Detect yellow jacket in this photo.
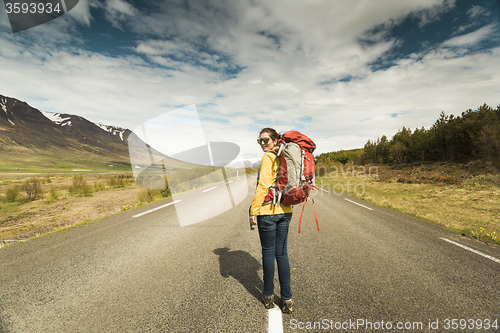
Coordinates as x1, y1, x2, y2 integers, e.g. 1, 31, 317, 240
250, 149, 293, 216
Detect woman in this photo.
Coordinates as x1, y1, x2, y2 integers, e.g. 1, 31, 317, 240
249, 127, 294, 314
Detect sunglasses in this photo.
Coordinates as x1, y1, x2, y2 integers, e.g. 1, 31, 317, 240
257, 138, 270, 144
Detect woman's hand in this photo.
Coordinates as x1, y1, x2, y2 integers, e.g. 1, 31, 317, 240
249, 215, 257, 226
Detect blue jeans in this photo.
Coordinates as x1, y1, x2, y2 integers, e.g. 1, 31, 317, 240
257, 213, 293, 300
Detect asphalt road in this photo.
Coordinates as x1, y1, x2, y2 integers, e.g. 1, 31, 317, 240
1, 175, 499, 332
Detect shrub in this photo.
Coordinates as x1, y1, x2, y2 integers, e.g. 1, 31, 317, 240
46, 187, 61, 203
69, 175, 93, 196
137, 189, 155, 203
137, 188, 171, 203
23, 177, 43, 201
93, 181, 105, 192
463, 174, 500, 188
107, 175, 126, 188
4, 185, 21, 203
160, 188, 171, 198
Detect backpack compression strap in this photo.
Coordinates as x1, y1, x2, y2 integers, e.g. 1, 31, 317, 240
298, 197, 320, 234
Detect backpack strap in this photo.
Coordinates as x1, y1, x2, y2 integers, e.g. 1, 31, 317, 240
275, 190, 282, 208
261, 146, 281, 206
277, 142, 285, 156
298, 199, 306, 234
297, 196, 320, 234
312, 197, 319, 231
267, 146, 280, 155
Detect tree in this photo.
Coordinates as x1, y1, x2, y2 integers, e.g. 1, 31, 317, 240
24, 178, 43, 201
391, 142, 408, 165
391, 127, 412, 146
4, 185, 20, 203
376, 135, 390, 164
481, 121, 500, 167
363, 140, 377, 164
408, 127, 430, 162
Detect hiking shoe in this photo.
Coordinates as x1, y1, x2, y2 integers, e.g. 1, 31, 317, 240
282, 299, 293, 314
262, 294, 275, 309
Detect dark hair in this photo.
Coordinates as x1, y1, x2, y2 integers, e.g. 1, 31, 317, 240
259, 127, 280, 142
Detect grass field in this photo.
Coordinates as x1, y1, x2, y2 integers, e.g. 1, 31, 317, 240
0, 156, 132, 174
316, 162, 500, 245
0, 173, 145, 246
0, 167, 259, 247
0, 141, 132, 174
1, 161, 498, 248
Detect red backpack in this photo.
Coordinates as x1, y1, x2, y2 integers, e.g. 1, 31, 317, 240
263, 131, 319, 233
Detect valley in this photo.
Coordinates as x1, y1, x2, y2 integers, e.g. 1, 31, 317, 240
0, 173, 147, 248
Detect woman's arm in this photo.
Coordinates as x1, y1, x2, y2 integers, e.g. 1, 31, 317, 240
250, 152, 276, 216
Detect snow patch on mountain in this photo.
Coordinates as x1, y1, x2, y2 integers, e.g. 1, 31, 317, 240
41, 111, 72, 126
1, 98, 15, 125
96, 123, 126, 141
1, 99, 7, 114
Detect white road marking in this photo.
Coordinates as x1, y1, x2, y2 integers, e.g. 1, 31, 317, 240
225, 181, 233, 184
344, 198, 373, 210
268, 307, 283, 333
440, 238, 500, 264
203, 186, 217, 193
132, 200, 181, 218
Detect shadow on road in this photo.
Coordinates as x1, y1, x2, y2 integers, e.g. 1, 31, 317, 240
213, 248, 263, 301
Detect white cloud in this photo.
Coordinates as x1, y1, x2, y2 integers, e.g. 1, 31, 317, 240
103, 0, 139, 29
0, 0, 499, 160
135, 39, 229, 70
441, 24, 497, 47
468, 5, 489, 19
66, 0, 92, 27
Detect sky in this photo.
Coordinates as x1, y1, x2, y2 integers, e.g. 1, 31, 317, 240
0, 0, 499, 161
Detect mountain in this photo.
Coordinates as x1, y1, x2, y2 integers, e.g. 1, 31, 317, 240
244, 159, 261, 168
0, 94, 132, 172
